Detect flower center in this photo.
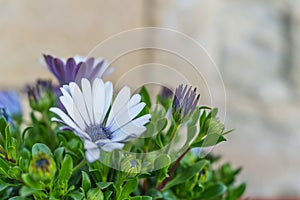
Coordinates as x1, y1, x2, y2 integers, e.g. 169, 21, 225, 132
86, 125, 112, 142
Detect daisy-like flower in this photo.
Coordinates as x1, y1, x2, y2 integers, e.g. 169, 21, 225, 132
43, 54, 113, 85
50, 78, 151, 163
172, 84, 200, 124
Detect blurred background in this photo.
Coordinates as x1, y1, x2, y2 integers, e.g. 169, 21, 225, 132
1, 0, 299, 197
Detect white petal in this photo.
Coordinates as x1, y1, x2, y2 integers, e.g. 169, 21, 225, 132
101, 81, 113, 122
111, 122, 147, 142
110, 102, 146, 132
129, 94, 141, 108
71, 82, 92, 125
81, 79, 94, 124
85, 148, 100, 163
84, 140, 100, 163
59, 96, 86, 131
92, 78, 105, 124
62, 85, 71, 96
131, 114, 151, 127
50, 108, 91, 140
106, 86, 130, 127
101, 142, 124, 152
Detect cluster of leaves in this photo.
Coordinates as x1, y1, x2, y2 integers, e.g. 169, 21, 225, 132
0, 86, 245, 200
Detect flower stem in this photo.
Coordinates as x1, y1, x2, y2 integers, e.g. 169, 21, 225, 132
73, 159, 87, 173
165, 123, 180, 153
157, 147, 191, 191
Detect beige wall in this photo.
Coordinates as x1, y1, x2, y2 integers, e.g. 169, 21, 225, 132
1, 0, 300, 197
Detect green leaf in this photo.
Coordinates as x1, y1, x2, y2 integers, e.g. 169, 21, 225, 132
121, 178, 138, 198
140, 86, 152, 108
9, 197, 30, 200
191, 133, 226, 148
22, 174, 44, 190
8, 166, 22, 178
0, 117, 7, 140
67, 191, 84, 200
0, 156, 11, 177
87, 188, 104, 200
154, 154, 171, 170
54, 147, 65, 169
55, 154, 73, 195
162, 190, 180, 200
32, 143, 52, 157
19, 148, 31, 172
81, 171, 91, 192
96, 182, 114, 190
20, 186, 47, 198
129, 196, 152, 200
227, 183, 246, 200
104, 190, 113, 200
201, 183, 227, 199
163, 160, 209, 191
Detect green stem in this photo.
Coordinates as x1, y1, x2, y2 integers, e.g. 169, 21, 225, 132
73, 159, 87, 173
165, 123, 180, 153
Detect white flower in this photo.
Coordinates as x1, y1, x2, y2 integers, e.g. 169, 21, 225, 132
50, 78, 151, 163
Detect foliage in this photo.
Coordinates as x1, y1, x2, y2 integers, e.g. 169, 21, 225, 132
0, 83, 245, 200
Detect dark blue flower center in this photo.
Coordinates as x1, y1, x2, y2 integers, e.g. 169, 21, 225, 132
86, 125, 112, 142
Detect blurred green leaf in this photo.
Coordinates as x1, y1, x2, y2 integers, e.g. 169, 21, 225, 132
20, 186, 47, 198
227, 183, 246, 200
87, 188, 104, 200
96, 182, 114, 190
191, 133, 226, 148
163, 160, 209, 191
81, 171, 91, 192
121, 178, 138, 198
22, 173, 44, 190
200, 183, 227, 199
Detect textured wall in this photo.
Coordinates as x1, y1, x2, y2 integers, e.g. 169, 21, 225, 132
1, 0, 299, 197
154, 0, 300, 196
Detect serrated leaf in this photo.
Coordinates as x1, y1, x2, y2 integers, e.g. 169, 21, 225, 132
163, 160, 209, 191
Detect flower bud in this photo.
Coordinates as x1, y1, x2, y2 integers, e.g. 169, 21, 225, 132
29, 152, 57, 182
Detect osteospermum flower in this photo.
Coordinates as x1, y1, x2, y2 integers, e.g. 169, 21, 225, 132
26, 79, 57, 111
172, 84, 200, 123
0, 91, 22, 119
43, 54, 113, 85
50, 78, 151, 162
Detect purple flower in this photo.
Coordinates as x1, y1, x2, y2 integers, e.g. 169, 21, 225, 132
26, 79, 57, 111
0, 91, 22, 118
172, 84, 200, 123
43, 54, 113, 85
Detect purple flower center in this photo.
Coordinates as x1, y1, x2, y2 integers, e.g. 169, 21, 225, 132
86, 125, 112, 142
